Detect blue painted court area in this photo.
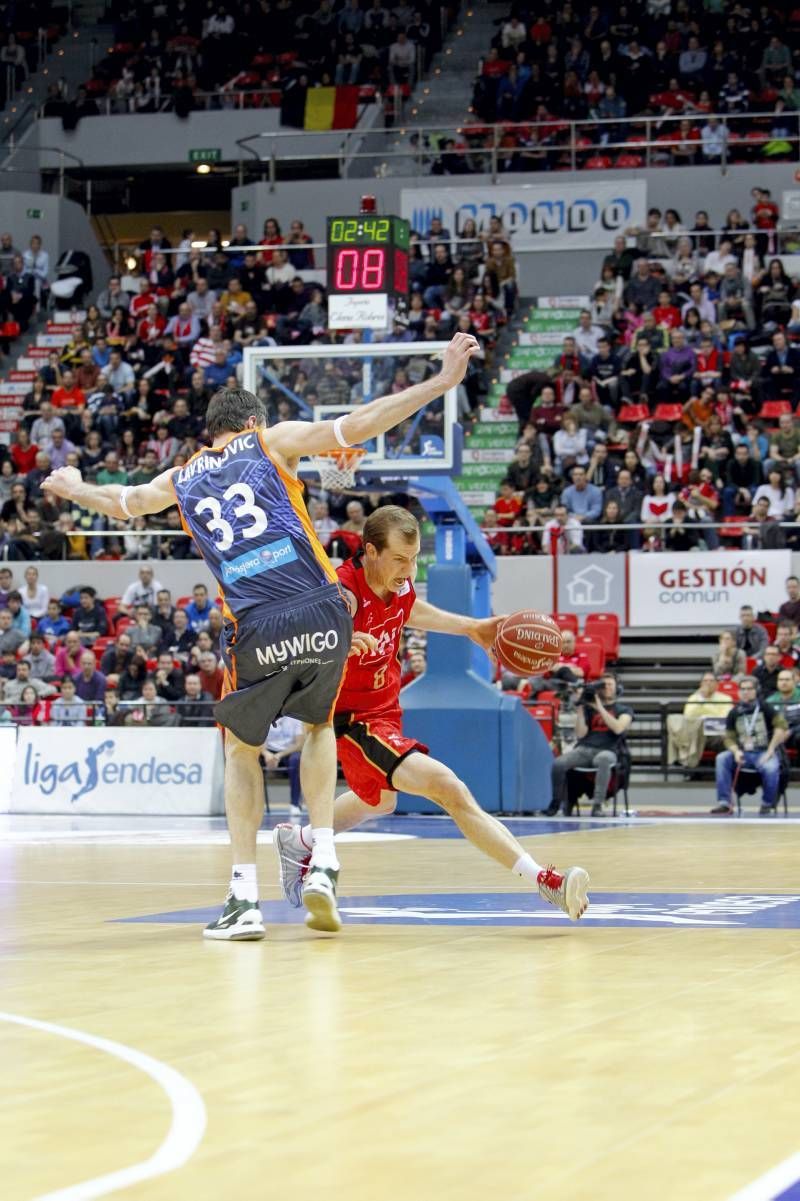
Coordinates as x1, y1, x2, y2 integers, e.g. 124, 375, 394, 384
115, 891, 800, 929
261, 814, 613, 838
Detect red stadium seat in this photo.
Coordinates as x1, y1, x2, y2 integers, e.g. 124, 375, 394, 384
617, 403, 649, 424
758, 401, 792, 419
615, 153, 643, 168
583, 155, 612, 169
115, 617, 134, 635
583, 613, 620, 661
104, 596, 121, 624
760, 621, 777, 642
652, 403, 683, 422
176, 596, 192, 608
717, 679, 739, 702
553, 612, 579, 635
745, 656, 757, 675
575, 636, 605, 679
527, 703, 556, 742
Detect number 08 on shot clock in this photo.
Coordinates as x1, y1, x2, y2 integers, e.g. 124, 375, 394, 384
326, 213, 409, 330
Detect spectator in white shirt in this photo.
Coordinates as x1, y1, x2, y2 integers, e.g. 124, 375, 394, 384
502, 17, 527, 50
21, 566, 49, 618
266, 250, 295, 287
310, 498, 338, 547
543, 504, 584, 554
187, 278, 216, 322
106, 349, 136, 397
389, 31, 416, 85
701, 118, 728, 163
120, 564, 165, 616
753, 470, 795, 518
22, 235, 49, 301
703, 239, 737, 276
572, 310, 604, 358
49, 676, 89, 726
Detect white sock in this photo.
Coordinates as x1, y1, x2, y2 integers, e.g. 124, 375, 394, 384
513, 853, 544, 885
230, 863, 258, 903
310, 826, 339, 871
300, 823, 313, 851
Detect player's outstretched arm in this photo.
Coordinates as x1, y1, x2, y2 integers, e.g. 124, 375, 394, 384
408, 599, 504, 655
41, 465, 177, 520
267, 332, 480, 462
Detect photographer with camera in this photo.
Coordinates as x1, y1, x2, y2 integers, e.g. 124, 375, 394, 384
543, 672, 634, 817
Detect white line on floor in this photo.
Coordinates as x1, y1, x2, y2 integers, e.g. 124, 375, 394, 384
0, 1011, 206, 1201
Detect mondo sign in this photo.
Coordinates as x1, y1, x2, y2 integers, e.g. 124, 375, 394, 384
401, 180, 647, 251
629, 550, 792, 627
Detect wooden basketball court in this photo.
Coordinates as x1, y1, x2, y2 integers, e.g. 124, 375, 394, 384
2, 812, 800, 1201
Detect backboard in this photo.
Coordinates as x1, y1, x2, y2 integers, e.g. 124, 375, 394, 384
242, 341, 459, 476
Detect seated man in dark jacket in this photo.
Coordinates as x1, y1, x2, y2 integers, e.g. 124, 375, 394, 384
762, 331, 800, 404
712, 675, 787, 814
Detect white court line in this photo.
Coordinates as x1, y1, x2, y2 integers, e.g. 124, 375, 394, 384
0, 1011, 206, 1201
0, 830, 416, 846
727, 1153, 800, 1201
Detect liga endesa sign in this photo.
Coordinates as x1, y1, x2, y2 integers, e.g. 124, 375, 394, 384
629, 550, 792, 626
11, 727, 224, 814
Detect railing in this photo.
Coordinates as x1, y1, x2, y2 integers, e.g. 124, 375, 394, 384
1, 697, 218, 726
226, 110, 800, 182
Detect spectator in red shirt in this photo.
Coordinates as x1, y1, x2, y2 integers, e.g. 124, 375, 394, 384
528, 630, 590, 696
198, 649, 224, 700
10, 428, 37, 474
51, 369, 86, 412
129, 278, 155, 321
492, 478, 523, 553
259, 216, 283, 265
652, 289, 682, 331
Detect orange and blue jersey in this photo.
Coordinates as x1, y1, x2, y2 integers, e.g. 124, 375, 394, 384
171, 429, 336, 620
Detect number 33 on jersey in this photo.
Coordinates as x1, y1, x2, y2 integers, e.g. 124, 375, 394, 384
171, 429, 337, 618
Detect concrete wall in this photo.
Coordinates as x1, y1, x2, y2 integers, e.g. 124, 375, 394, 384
0, 192, 108, 293
232, 161, 800, 295
3, 555, 544, 614
2, 559, 216, 602
29, 111, 361, 170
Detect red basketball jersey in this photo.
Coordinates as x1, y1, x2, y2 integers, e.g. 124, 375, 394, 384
336, 555, 416, 716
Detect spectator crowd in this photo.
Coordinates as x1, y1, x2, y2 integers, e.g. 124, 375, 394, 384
484, 195, 800, 555
463, 0, 799, 172
60, 0, 446, 118
0, 212, 514, 562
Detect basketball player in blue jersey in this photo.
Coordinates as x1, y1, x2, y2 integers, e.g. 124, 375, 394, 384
42, 331, 480, 941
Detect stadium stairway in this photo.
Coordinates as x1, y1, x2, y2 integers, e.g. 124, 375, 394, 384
456, 298, 585, 517
363, 2, 503, 176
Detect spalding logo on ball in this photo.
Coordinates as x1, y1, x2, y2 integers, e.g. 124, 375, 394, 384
494, 610, 563, 675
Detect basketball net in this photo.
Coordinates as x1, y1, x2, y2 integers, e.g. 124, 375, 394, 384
311, 447, 367, 491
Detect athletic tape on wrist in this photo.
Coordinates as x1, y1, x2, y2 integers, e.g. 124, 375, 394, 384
333, 415, 352, 449
119, 487, 134, 519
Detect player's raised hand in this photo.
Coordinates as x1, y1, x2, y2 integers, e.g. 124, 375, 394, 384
41, 465, 84, 500
348, 632, 379, 657
440, 332, 481, 387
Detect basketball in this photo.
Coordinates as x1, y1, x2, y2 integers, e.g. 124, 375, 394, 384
495, 610, 563, 675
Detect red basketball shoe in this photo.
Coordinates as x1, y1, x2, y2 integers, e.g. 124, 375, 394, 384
537, 865, 590, 920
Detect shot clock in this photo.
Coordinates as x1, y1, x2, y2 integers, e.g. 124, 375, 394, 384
326, 213, 409, 329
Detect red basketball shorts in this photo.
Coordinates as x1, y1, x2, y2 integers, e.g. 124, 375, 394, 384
334, 708, 429, 806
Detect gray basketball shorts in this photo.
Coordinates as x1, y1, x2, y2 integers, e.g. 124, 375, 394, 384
214, 583, 353, 746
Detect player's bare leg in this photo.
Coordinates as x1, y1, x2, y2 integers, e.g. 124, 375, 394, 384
204, 730, 266, 940
296, 722, 341, 932
393, 754, 588, 919
279, 753, 589, 921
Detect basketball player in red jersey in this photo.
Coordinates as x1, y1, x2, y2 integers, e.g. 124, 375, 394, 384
42, 332, 481, 941
275, 506, 590, 922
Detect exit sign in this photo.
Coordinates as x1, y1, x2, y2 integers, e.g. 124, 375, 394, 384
26, 208, 42, 218
188, 148, 221, 164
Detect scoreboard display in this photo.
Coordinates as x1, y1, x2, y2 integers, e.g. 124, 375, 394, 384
326, 214, 409, 328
